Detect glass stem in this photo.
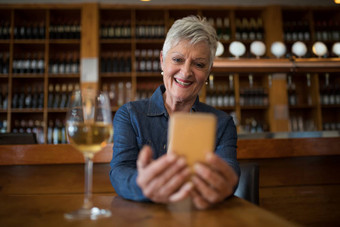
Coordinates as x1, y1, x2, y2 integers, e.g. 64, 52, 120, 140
83, 155, 93, 209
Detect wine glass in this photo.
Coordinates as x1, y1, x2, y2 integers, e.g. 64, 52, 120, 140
65, 88, 113, 220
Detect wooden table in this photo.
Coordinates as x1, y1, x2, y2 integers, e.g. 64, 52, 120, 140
0, 164, 298, 227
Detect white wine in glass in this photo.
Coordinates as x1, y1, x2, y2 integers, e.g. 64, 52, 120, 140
65, 89, 113, 220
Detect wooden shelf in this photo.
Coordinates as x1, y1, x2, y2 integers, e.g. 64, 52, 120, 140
11, 108, 44, 113
213, 58, 340, 72
294, 58, 340, 72
0, 4, 339, 142
100, 72, 132, 78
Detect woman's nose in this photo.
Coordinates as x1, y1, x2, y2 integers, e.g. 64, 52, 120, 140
181, 61, 193, 77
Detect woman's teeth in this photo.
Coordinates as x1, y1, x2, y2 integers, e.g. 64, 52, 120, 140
175, 78, 191, 86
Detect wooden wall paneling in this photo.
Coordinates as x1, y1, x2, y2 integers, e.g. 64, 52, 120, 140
233, 73, 241, 132
311, 73, 322, 130
268, 73, 289, 132
263, 6, 283, 57
240, 156, 340, 226
81, 3, 99, 91
131, 9, 137, 101
44, 9, 49, 141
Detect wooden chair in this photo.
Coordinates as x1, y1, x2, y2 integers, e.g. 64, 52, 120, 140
234, 162, 259, 205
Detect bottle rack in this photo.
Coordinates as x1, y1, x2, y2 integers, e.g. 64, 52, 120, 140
0, 7, 81, 144
0, 4, 339, 143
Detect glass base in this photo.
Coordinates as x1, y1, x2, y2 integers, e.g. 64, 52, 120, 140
64, 207, 111, 220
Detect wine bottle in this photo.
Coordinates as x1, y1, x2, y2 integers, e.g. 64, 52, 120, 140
65, 83, 74, 108
287, 75, 297, 106
58, 53, 66, 74
38, 84, 44, 108
101, 21, 108, 39
59, 84, 68, 108
53, 119, 62, 144
118, 52, 125, 72
114, 20, 122, 39
256, 17, 264, 40
12, 88, 19, 108
139, 49, 146, 72
18, 53, 25, 74
146, 49, 153, 72
124, 20, 131, 39
112, 52, 118, 72
18, 87, 25, 109
53, 84, 61, 108
31, 85, 39, 109
37, 52, 44, 74
235, 18, 242, 40
48, 84, 54, 108
24, 86, 32, 108
47, 120, 53, 144
303, 20, 310, 41
26, 22, 32, 39
223, 17, 231, 41
297, 21, 304, 41
3, 51, 10, 74
249, 18, 256, 41
117, 82, 124, 106
152, 49, 160, 72
229, 74, 235, 106
19, 22, 26, 39
125, 51, 132, 72
30, 52, 38, 74
23, 53, 31, 74
65, 52, 72, 74
134, 49, 140, 72
35, 120, 44, 144
64, 20, 71, 39
73, 52, 80, 73
215, 18, 223, 40
50, 54, 59, 74
71, 20, 78, 39
241, 18, 249, 41
108, 21, 114, 39
109, 83, 116, 107
49, 22, 55, 39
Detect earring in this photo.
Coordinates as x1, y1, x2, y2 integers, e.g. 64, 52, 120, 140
161, 71, 164, 76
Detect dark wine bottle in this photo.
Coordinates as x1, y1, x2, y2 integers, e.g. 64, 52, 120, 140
24, 86, 32, 108
48, 84, 54, 108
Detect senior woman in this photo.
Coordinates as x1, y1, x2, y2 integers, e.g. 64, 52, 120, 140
110, 15, 240, 209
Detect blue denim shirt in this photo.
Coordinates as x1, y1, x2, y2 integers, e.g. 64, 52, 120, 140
110, 85, 240, 201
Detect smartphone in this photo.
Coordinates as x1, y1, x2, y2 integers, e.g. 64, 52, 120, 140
167, 112, 217, 167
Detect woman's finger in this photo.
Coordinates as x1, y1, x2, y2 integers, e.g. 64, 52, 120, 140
169, 181, 194, 202
191, 175, 221, 204
191, 189, 210, 210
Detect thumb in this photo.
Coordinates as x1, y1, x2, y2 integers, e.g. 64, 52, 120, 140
137, 145, 153, 170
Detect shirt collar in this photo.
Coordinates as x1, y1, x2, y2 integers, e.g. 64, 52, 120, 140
147, 85, 200, 116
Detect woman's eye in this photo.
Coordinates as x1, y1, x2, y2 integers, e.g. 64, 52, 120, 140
195, 63, 205, 68
172, 57, 183, 63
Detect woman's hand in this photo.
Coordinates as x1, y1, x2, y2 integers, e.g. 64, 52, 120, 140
136, 145, 193, 203
191, 153, 238, 210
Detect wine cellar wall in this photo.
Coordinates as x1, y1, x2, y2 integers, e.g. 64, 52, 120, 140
0, 4, 339, 143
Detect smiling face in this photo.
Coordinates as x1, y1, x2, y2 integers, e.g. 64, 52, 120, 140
160, 40, 212, 108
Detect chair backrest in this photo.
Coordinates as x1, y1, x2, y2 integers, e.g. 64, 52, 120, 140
234, 162, 259, 205
0, 133, 37, 145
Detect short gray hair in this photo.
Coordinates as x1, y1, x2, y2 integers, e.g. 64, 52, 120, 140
162, 15, 218, 68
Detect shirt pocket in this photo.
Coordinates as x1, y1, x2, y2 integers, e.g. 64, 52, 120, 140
136, 136, 153, 151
